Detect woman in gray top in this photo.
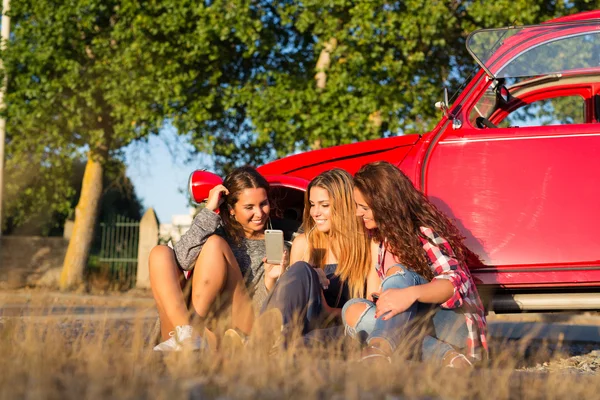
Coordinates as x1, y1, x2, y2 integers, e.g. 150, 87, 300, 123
149, 166, 283, 351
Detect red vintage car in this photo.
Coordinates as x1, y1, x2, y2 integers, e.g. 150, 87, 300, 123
190, 11, 600, 312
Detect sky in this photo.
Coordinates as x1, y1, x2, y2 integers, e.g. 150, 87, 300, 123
123, 127, 213, 224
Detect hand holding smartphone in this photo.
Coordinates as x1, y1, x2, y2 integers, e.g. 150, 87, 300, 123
371, 293, 380, 304
265, 229, 284, 264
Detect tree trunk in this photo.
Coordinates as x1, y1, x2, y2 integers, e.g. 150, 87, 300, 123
314, 38, 337, 90
312, 37, 338, 151
59, 148, 105, 290
314, 37, 382, 136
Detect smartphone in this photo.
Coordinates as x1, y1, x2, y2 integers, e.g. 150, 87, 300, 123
371, 293, 379, 304
265, 229, 284, 264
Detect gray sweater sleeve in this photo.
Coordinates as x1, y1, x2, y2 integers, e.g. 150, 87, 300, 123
172, 208, 222, 271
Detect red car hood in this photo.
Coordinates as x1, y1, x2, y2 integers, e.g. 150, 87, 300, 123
258, 134, 421, 182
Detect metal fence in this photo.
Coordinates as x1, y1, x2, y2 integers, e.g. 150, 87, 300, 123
98, 215, 140, 289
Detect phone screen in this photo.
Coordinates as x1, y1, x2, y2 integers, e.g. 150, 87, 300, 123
265, 229, 284, 264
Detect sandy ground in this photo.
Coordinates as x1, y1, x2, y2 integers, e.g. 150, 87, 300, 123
0, 288, 155, 308
2, 287, 600, 325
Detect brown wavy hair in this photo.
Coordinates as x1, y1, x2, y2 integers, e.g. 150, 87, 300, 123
353, 161, 466, 281
219, 166, 270, 244
302, 169, 371, 298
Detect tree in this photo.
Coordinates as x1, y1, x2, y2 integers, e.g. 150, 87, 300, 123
131, 0, 313, 174
1, 0, 308, 287
179, 0, 600, 170
3, 0, 598, 290
2, 135, 76, 236
238, 1, 600, 160
2, 1, 183, 289
3, 154, 142, 237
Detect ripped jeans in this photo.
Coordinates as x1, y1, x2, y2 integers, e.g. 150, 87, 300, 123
342, 264, 469, 363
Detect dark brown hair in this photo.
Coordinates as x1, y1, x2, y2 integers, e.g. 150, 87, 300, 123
219, 166, 270, 243
353, 161, 466, 280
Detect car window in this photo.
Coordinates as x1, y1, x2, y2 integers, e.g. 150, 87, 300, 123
467, 22, 600, 79
498, 95, 586, 128
469, 85, 497, 126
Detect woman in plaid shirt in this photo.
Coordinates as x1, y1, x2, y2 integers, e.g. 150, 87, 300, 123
342, 161, 488, 367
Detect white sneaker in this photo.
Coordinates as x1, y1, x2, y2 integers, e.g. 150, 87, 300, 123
153, 325, 205, 352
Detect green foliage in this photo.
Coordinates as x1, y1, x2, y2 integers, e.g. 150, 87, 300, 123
0, 0, 183, 233
177, 0, 600, 171
3, 0, 600, 186
3, 140, 76, 235
118, 0, 311, 173
3, 0, 171, 147
3, 155, 143, 236
98, 158, 143, 223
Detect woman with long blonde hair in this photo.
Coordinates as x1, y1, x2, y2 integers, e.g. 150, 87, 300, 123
261, 168, 371, 336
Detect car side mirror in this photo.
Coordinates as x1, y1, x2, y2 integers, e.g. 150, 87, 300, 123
435, 87, 462, 129
444, 87, 449, 107
188, 170, 223, 204
435, 87, 451, 117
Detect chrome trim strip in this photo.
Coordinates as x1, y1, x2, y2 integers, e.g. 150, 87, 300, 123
439, 132, 600, 144
475, 266, 600, 273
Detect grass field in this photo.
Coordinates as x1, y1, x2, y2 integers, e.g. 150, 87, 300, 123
1, 297, 599, 399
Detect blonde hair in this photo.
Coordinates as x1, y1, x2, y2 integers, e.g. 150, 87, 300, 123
301, 169, 371, 298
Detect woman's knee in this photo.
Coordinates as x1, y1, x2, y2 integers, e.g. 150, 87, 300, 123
385, 265, 405, 278
268, 262, 318, 303
149, 245, 176, 271
342, 302, 370, 328
201, 234, 230, 254
381, 265, 419, 291
279, 261, 314, 285
342, 299, 376, 342
195, 235, 234, 270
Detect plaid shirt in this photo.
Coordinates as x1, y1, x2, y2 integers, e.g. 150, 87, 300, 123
419, 227, 488, 361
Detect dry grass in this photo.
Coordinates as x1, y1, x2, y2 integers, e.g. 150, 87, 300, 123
0, 304, 599, 400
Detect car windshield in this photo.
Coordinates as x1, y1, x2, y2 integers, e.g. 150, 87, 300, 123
466, 20, 600, 79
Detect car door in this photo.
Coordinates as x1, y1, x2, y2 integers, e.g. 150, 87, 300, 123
422, 80, 600, 286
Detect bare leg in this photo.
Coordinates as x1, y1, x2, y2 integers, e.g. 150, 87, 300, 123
191, 235, 255, 335
148, 245, 189, 340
